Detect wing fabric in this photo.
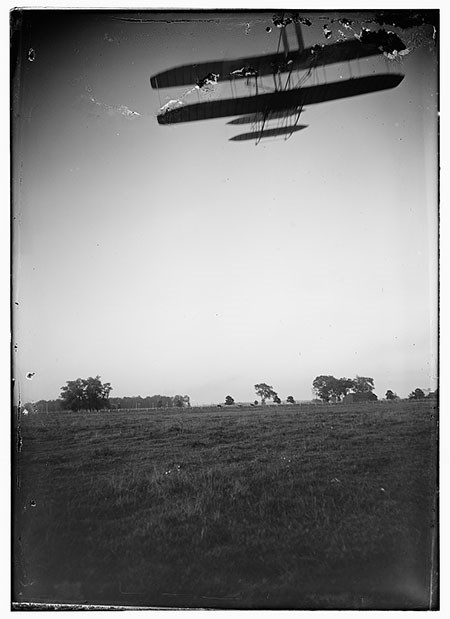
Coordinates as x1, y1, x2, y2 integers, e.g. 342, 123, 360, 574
151, 39, 384, 89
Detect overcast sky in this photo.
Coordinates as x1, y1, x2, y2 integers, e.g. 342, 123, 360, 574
12, 9, 438, 405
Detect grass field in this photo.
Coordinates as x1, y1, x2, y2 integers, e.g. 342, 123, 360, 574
13, 400, 438, 609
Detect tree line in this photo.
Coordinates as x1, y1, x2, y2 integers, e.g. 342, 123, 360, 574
222, 385, 293, 407
222, 377, 375, 406
109, 394, 191, 410
222, 377, 438, 406
22, 375, 437, 414
23, 376, 190, 413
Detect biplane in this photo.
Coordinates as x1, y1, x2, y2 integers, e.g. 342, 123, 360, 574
150, 15, 406, 143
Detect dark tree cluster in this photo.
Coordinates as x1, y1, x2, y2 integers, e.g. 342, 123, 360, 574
408, 388, 425, 400
312, 375, 375, 403
408, 388, 437, 401
60, 376, 112, 412
385, 390, 399, 400
57, 378, 191, 412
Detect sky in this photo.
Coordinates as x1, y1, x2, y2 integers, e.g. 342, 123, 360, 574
12, 8, 438, 405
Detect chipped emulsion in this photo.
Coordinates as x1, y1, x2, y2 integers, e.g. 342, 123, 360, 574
356, 28, 410, 59
159, 99, 185, 113
196, 72, 220, 89
230, 66, 258, 78
323, 25, 332, 40
339, 18, 354, 30
272, 13, 312, 29
159, 72, 221, 114
84, 94, 141, 118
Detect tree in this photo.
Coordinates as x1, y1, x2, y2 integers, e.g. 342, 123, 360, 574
225, 395, 235, 406
286, 395, 295, 404
253, 400, 259, 406
312, 376, 353, 403
85, 376, 112, 411
173, 395, 184, 407
60, 378, 86, 411
385, 390, 399, 400
409, 388, 425, 400
313, 375, 377, 403
312, 375, 333, 402
352, 376, 375, 393
60, 376, 112, 412
254, 383, 278, 405
338, 378, 356, 399
273, 395, 281, 404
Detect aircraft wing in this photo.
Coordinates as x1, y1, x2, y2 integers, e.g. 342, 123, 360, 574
229, 125, 308, 142
228, 110, 305, 125
151, 39, 384, 90
157, 73, 404, 124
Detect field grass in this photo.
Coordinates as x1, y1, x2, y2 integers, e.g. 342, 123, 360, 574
13, 400, 438, 609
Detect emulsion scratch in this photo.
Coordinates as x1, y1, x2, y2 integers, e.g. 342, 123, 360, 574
84, 94, 141, 118
112, 16, 220, 24
17, 426, 23, 452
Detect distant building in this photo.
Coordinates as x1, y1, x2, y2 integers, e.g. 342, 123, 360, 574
343, 392, 378, 404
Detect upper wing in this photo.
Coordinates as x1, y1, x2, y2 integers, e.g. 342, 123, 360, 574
150, 39, 384, 90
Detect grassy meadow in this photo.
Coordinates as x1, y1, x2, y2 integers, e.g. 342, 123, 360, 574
13, 400, 438, 609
